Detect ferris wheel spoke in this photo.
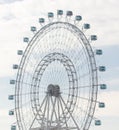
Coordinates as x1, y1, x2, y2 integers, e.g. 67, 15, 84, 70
61, 87, 76, 90
15, 101, 31, 109
26, 46, 44, 65
75, 47, 84, 60
31, 51, 41, 62
61, 84, 92, 91
69, 41, 85, 64
16, 92, 34, 96
78, 72, 90, 79
76, 94, 98, 103
22, 58, 35, 69
17, 81, 46, 90
77, 96, 90, 101
18, 81, 32, 86
62, 92, 94, 102
78, 85, 91, 88
76, 58, 89, 70
75, 103, 97, 121
17, 71, 33, 79
75, 104, 89, 115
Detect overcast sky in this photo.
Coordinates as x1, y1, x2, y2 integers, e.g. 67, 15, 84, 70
0, 0, 119, 130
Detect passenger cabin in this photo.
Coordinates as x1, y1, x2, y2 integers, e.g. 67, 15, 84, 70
66, 11, 73, 16
75, 15, 82, 21
99, 102, 105, 108
99, 66, 106, 72
10, 80, 15, 84
11, 125, 16, 130
95, 120, 101, 126
17, 50, 23, 55
8, 95, 14, 100
84, 24, 90, 29
100, 84, 107, 89
57, 10, 63, 15
39, 18, 45, 23
9, 110, 14, 115
96, 49, 102, 55
31, 26, 37, 32
23, 37, 29, 43
91, 35, 97, 41
48, 12, 54, 18
13, 64, 18, 69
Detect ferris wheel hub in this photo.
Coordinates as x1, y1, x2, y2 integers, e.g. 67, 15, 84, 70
47, 84, 60, 97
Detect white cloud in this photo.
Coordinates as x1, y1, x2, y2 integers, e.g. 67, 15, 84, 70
0, 0, 23, 4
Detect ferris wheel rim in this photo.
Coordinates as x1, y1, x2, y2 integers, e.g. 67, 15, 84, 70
15, 21, 98, 130
30, 52, 78, 126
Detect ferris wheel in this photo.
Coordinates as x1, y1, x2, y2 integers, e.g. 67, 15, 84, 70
9, 10, 107, 130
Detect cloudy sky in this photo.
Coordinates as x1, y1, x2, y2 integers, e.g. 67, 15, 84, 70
0, 0, 119, 129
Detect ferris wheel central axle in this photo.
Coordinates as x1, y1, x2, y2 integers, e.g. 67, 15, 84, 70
47, 84, 61, 97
